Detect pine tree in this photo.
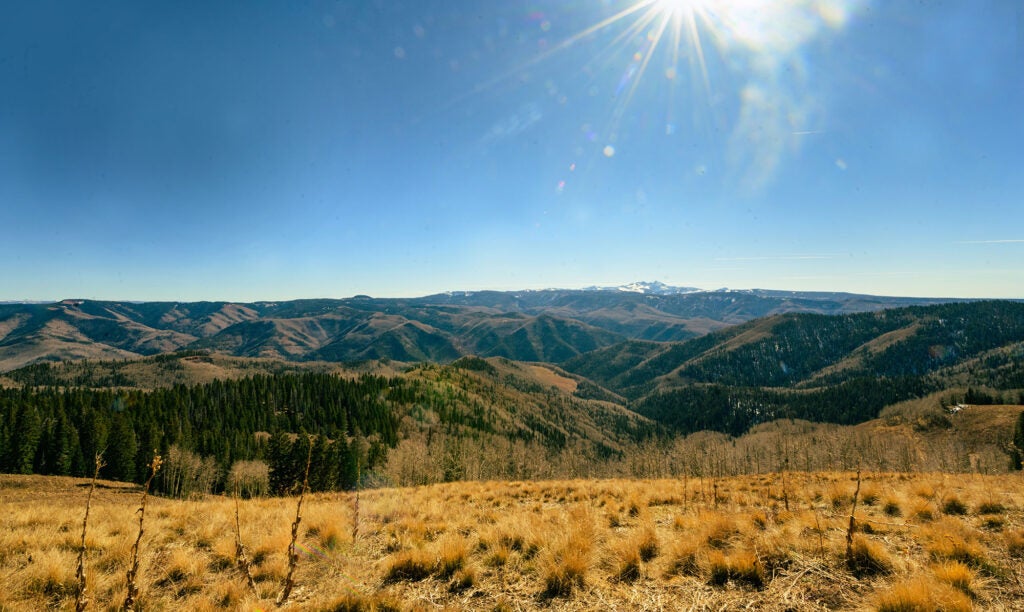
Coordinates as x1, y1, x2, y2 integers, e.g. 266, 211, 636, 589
267, 431, 294, 495
78, 408, 109, 475
285, 433, 312, 494
48, 412, 77, 475
134, 421, 161, 484
337, 436, 360, 491
308, 434, 336, 492
103, 413, 137, 482
9, 404, 42, 474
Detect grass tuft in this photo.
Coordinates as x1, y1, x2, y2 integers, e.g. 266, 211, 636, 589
875, 577, 972, 612
976, 500, 1005, 515
941, 496, 968, 516
926, 522, 988, 568
932, 560, 976, 597
860, 485, 880, 506
321, 592, 398, 612
1006, 529, 1024, 558
610, 539, 642, 583
847, 534, 894, 576
542, 546, 589, 597
909, 500, 934, 522
448, 566, 476, 593
703, 515, 738, 549
882, 497, 903, 517
726, 550, 765, 588
707, 550, 765, 589
663, 539, 701, 577
435, 535, 468, 579
636, 524, 659, 562
382, 549, 434, 583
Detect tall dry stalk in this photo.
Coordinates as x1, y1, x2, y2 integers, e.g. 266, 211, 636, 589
75, 453, 104, 612
782, 472, 790, 511
351, 457, 361, 541
276, 437, 313, 606
233, 491, 258, 598
681, 470, 689, 511
813, 510, 824, 556
781, 441, 791, 511
123, 454, 162, 612
845, 468, 862, 568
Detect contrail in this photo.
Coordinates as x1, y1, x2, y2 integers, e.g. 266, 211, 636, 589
954, 239, 1024, 244
714, 255, 833, 261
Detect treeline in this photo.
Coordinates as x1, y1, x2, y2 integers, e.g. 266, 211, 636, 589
670, 312, 915, 388
0, 373, 426, 492
631, 376, 937, 437
656, 302, 1024, 389
8, 359, 138, 388
564, 300, 1024, 399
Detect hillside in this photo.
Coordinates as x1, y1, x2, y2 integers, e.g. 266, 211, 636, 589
561, 301, 1024, 436
4, 299, 1024, 498
0, 288, 959, 372
4, 470, 1024, 610
4, 300, 1023, 456
0, 354, 657, 490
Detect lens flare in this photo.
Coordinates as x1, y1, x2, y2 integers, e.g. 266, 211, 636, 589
463, 0, 862, 186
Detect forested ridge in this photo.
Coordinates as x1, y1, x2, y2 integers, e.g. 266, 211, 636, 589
3, 301, 1023, 492
0, 373, 409, 492
621, 301, 1024, 435
0, 359, 658, 493
0, 289, 957, 372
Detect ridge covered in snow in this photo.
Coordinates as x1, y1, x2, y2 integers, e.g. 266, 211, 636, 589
581, 281, 704, 295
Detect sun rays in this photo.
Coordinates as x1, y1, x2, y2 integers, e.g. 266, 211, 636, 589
469, 0, 864, 188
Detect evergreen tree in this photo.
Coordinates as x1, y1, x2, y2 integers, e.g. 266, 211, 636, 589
134, 421, 162, 484
8, 405, 42, 474
285, 432, 312, 494
266, 430, 294, 495
47, 412, 76, 475
102, 412, 137, 482
337, 436, 360, 491
78, 407, 109, 476
308, 435, 336, 492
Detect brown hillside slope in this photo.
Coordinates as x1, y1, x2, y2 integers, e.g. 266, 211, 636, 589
2, 471, 1023, 610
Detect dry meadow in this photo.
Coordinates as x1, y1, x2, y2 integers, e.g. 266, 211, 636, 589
2, 471, 1023, 611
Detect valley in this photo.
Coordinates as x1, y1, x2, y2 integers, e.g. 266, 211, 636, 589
2, 292, 1023, 610
0, 287, 960, 372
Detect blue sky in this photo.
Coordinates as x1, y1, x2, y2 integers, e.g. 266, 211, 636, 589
2, 0, 1021, 300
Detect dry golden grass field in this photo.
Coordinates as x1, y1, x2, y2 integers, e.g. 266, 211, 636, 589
2, 471, 1024, 611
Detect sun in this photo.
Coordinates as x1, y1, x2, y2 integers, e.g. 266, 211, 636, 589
576, 0, 717, 143
462, 0, 859, 185
654, 0, 702, 18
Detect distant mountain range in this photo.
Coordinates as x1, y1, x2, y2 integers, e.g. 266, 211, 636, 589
0, 284, 971, 372
4, 295, 1022, 445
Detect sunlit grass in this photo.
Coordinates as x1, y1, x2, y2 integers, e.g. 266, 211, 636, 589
1, 471, 1022, 610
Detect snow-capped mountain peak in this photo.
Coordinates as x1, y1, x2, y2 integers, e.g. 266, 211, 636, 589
583, 281, 703, 295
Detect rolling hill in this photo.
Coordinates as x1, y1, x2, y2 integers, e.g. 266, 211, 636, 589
558, 301, 1024, 436
0, 287, 961, 372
